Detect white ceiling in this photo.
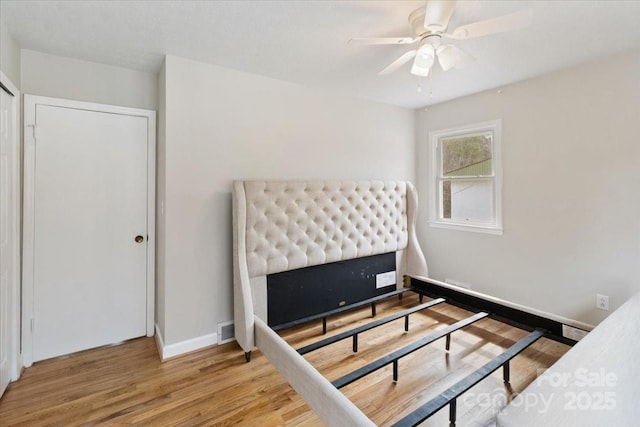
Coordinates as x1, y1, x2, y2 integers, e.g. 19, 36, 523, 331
2, 0, 640, 108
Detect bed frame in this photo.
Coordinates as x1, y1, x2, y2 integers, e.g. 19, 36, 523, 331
232, 180, 589, 425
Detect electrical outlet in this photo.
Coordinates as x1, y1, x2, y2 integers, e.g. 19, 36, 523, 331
596, 294, 609, 311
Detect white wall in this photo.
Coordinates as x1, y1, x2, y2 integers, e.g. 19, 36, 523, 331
13, 42, 636, 348
417, 49, 640, 326
159, 55, 416, 345
0, 20, 20, 88
20, 50, 157, 110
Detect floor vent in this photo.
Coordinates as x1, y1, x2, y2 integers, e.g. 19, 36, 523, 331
217, 321, 235, 344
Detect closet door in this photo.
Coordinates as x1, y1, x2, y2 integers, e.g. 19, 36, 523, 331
24, 96, 155, 363
0, 83, 16, 396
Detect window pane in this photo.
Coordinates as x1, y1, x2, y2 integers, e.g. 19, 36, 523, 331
442, 180, 451, 219
442, 133, 492, 177
441, 179, 494, 223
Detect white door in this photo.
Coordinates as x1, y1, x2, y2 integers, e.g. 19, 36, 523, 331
26, 97, 154, 362
0, 85, 16, 396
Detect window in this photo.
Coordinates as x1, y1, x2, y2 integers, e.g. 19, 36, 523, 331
429, 120, 502, 234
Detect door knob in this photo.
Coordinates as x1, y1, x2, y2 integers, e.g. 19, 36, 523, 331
135, 235, 144, 243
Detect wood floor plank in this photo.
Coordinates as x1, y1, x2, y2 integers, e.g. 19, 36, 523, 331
0, 295, 569, 426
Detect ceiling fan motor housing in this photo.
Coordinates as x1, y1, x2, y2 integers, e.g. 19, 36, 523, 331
409, 8, 430, 36
409, 6, 450, 36
422, 34, 442, 49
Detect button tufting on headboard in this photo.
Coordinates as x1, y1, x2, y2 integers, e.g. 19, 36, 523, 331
244, 181, 408, 278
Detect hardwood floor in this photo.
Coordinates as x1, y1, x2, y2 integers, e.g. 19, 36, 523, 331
0, 294, 570, 426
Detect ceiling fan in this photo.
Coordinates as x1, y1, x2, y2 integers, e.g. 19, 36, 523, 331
350, 0, 532, 77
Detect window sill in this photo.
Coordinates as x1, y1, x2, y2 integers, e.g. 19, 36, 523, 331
429, 221, 503, 235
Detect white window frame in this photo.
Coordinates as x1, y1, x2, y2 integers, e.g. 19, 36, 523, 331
429, 119, 503, 235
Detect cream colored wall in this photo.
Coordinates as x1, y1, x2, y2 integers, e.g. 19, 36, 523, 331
20, 50, 157, 110
160, 55, 416, 345
0, 20, 20, 87
416, 49, 640, 326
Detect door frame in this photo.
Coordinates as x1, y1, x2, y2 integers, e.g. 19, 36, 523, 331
22, 95, 156, 367
0, 71, 21, 383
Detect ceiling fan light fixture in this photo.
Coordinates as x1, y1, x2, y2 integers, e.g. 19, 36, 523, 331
436, 44, 475, 71
411, 63, 432, 77
411, 44, 434, 77
436, 45, 455, 71
416, 42, 435, 59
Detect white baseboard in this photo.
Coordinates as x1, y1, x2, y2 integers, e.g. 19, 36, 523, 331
154, 324, 218, 361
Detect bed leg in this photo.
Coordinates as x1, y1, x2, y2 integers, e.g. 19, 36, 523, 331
244, 351, 252, 363
353, 334, 358, 352
393, 360, 399, 382
449, 398, 457, 425
503, 361, 510, 383
445, 333, 451, 351
322, 317, 327, 335
404, 315, 409, 332
371, 302, 377, 317
419, 294, 424, 303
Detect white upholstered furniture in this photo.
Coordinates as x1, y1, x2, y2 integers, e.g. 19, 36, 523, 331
497, 292, 640, 426
232, 180, 428, 425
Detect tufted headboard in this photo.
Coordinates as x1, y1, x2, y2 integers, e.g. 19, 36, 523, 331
232, 180, 428, 353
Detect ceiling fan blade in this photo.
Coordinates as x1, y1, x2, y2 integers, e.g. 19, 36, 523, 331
410, 44, 435, 77
446, 9, 532, 40
436, 45, 474, 71
349, 37, 419, 45
424, 0, 457, 32
378, 50, 418, 75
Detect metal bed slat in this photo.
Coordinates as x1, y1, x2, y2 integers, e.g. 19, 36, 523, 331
297, 298, 446, 355
391, 328, 545, 427
332, 311, 489, 389
271, 288, 410, 332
